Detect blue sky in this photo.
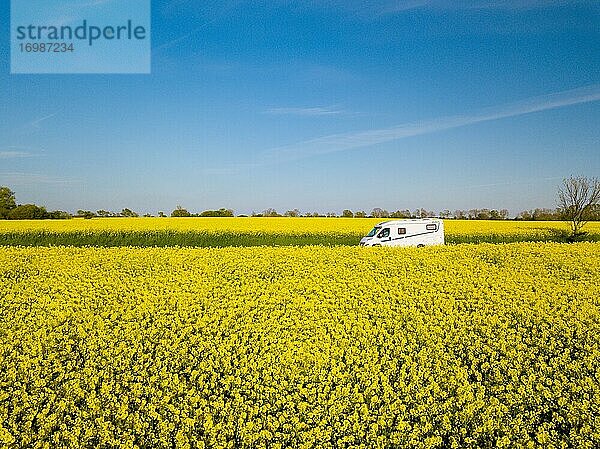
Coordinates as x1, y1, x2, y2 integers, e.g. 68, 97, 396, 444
1, 0, 599, 215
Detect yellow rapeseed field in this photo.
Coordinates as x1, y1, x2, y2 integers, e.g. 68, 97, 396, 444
0, 217, 595, 236
1, 243, 599, 448
2, 218, 598, 247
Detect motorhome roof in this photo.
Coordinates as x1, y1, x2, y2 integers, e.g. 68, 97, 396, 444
376, 219, 441, 226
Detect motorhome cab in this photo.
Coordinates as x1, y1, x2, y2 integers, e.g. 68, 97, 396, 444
360, 219, 444, 247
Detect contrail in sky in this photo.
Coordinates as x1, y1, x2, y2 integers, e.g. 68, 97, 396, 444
261, 84, 600, 163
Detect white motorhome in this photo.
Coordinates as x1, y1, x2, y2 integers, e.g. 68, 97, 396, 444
360, 219, 444, 247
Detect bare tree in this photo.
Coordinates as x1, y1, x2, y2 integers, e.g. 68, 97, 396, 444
558, 176, 600, 236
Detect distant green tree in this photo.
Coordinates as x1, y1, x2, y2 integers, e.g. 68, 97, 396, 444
476, 209, 491, 220
342, 210, 354, 218
390, 210, 411, 219
77, 210, 96, 219
47, 210, 71, 219
171, 206, 191, 217
158, 211, 167, 217
120, 208, 139, 218
354, 211, 367, 218
0, 186, 17, 219
589, 204, 600, 221
532, 208, 561, 221
516, 210, 533, 221
96, 210, 114, 217
199, 208, 234, 217
8, 204, 48, 220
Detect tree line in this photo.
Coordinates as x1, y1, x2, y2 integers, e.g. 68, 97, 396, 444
0, 187, 71, 220
65, 207, 235, 219
0, 188, 238, 220
1, 177, 599, 226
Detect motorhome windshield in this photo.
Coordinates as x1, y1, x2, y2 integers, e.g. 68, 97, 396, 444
366, 227, 381, 237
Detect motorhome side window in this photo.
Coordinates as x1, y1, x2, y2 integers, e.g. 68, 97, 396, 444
378, 228, 390, 238
426, 224, 437, 231
398, 228, 406, 235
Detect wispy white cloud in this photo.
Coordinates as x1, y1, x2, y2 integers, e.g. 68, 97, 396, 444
454, 176, 564, 190
155, 0, 243, 52
155, 0, 581, 52
158, 0, 595, 24
201, 166, 257, 175
199, 84, 600, 176
82, 0, 117, 6
0, 173, 79, 186
343, 0, 593, 16
265, 106, 348, 116
380, 0, 431, 14
153, 29, 201, 52
161, 0, 241, 16
20, 113, 57, 131
65, 0, 117, 10
435, 0, 590, 11
0, 151, 34, 159
260, 84, 600, 162
288, 0, 597, 19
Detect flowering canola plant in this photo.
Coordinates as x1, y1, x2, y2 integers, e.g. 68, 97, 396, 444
0, 243, 599, 448
1, 217, 597, 236
2, 218, 598, 247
